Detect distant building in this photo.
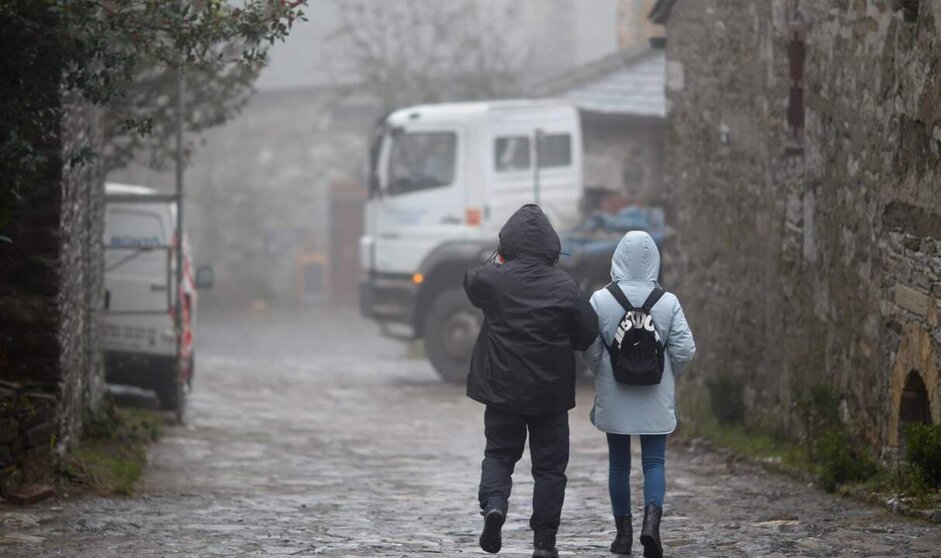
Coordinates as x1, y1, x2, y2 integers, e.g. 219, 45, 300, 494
538, 46, 666, 205
111, 88, 379, 305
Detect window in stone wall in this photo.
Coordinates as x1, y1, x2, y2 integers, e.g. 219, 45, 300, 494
786, 5, 806, 155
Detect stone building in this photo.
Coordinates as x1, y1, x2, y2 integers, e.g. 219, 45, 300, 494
0, 94, 105, 489
533, 1, 670, 205
539, 46, 666, 204
658, 0, 940, 460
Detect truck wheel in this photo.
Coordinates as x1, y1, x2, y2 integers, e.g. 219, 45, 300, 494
423, 288, 481, 383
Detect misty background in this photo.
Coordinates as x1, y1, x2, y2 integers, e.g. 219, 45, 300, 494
108, 0, 664, 306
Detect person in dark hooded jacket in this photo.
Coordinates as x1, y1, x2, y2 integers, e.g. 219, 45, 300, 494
464, 204, 598, 558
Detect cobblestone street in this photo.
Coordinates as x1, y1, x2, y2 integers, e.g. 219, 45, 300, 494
2, 307, 940, 557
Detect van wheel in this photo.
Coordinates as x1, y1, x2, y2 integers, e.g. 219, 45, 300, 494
155, 367, 186, 422
423, 288, 481, 383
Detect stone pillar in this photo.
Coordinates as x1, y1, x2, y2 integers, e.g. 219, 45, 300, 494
0, 91, 105, 490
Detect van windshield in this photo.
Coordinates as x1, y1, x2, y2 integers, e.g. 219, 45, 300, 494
387, 131, 457, 196
105, 208, 168, 274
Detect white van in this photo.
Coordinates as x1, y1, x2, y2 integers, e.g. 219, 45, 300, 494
103, 183, 211, 413
359, 100, 584, 381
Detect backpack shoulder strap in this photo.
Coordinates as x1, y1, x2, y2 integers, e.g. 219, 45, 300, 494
605, 283, 635, 312
641, 286, 665, 314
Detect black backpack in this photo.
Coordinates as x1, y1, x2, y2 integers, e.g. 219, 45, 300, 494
604, 283, 666, 386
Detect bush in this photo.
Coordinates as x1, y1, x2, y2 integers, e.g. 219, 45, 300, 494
816, 429, 878, 492
706, 374, 745, 425
906, 423, 941, 488
794, 381, 840, 445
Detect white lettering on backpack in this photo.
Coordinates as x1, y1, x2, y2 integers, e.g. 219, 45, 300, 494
614, 311, 661, 347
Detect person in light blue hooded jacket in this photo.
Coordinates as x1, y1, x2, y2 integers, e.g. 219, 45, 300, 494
582, 231, 695, 558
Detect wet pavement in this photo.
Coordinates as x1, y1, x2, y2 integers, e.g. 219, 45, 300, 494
2, 306, 940, 557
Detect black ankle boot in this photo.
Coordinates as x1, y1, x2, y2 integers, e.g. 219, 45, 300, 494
610, 515, 632, 555
640, 502, 663, 558
479, 508, 505, 554
532, 530, 559, 558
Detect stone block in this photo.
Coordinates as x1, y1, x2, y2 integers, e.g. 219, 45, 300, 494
20, 446, 53, 483
22, 392, 56, 412
0, 419, 17, 444
5, 484, 55, 506
19, 407, 53, 432
0, 386, 17, 402
23, 423, 55, 449
894, 284, 931, 317
0, 380, 22, 392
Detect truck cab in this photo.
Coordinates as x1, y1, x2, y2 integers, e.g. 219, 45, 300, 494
359, 100, 584, 381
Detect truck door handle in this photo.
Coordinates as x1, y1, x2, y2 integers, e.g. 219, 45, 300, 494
381, 233, 400, 239
441, 215, 461, 224
151, 284, 167, 292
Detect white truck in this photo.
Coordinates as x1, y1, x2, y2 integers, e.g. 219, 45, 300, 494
359, 100, 591, 381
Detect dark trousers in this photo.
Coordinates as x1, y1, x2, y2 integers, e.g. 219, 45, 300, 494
478, 406, 570, 537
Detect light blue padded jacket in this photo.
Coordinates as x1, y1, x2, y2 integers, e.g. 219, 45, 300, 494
582, 231, 696, 435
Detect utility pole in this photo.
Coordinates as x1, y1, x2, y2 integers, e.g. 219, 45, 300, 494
533, 128, 544, 206
174, 52, 185, 414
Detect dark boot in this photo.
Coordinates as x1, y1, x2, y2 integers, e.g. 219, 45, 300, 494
640, 502, 663, 558
532, 530, 559, 558
479, 508, 506, 554
610, 515, 632, 555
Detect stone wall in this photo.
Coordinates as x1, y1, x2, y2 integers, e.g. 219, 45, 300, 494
664, 0, 941, 460
0, 92, 104, 488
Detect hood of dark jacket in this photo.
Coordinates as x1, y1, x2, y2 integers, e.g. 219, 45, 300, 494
611, 230, 660, 282
498, 204, 561, 264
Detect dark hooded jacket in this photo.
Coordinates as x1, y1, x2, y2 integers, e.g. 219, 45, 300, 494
464, 204, 599, 415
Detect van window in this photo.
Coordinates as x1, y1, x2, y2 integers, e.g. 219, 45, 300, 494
494, 136, 531, 172
388, 131, 457, 196
537, 133, 572, 168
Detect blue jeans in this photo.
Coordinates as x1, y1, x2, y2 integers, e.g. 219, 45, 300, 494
606, 433, 667, 517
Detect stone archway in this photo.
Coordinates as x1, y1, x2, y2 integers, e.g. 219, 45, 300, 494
887, 323, 940, 459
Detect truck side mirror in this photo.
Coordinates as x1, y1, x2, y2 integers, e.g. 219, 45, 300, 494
195, 265, 214, 290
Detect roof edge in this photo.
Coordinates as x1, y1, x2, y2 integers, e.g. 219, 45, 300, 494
532, 45, 661, 97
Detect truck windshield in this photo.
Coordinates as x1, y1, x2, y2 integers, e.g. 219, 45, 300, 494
388, 131, 457, 196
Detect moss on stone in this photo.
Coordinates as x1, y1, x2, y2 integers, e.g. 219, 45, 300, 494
57, 405, 161, 496
906, 423, 941, 488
